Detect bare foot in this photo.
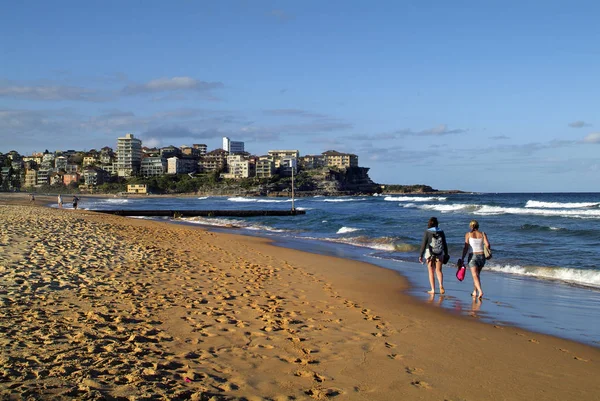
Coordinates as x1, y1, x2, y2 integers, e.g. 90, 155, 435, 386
440, 287, 445, 294
427, 290, 435, 294
471, 290, 477, 297
478, 293, 484, 299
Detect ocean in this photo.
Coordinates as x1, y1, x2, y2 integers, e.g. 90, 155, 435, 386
76, 192, 600, 347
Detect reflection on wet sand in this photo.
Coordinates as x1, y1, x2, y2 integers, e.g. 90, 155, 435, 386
469, 298, 483, 318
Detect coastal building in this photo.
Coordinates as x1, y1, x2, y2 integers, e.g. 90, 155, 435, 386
193, 144, 207, 155
23, 169, 37, 188
83, 167, 108, 186
63, 172, 80, 186
160, 145, 181, 159
199, 149, 228, 172
300, 155, 326, 170
55, 156, 68, 171
322, 150, 358, 168
100, 147, 115, 164
127, 184, 148, 194
255, 157, 275, 178
268, 150, 300, 159
222, 137, 245, 154
180, 146, 202, 158
167, 157, 197, 174
221, 155, 254, 179
83, 155, 98, 167
279, 157, 298, 177
36, 168, 51, 186
49, 172, 64, 186
140, 156, 167, 176
115, 133, 142, 177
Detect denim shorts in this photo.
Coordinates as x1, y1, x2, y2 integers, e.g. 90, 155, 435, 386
468, 253, 486, 268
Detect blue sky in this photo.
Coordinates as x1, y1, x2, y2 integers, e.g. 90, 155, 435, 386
1, 0, 599, 192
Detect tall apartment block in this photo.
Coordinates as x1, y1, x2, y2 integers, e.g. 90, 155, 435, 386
222, 136, 245, 154
116, 133, 142, 177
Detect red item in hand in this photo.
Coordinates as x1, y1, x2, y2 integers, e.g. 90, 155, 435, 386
456, 266, 466, 281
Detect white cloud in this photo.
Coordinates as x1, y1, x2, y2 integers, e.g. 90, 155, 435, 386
583, 132, 600, 143
0, 84, 109, 102
122, 77, 224, 95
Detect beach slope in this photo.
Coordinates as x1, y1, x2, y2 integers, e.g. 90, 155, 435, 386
1, 199, 599, 400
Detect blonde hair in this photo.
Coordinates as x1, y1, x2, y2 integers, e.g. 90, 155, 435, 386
469, 220, 479, 230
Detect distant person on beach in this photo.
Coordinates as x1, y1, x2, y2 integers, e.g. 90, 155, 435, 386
460, 219, 491, 299
29, 193, 35, 202
72, 195, 79, 210
419, 217, 449, 294
57, 194, 63, 208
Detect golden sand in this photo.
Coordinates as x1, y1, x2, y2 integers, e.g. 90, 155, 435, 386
1, 195, 599, 400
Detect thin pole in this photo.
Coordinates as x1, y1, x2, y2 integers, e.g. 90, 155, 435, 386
291, 164, 295, 211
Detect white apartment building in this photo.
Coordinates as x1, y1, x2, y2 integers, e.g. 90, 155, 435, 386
222, 137, 245, 154
116, 133, 142, 177
279, 156, 298, 177
255, 157, 275, 178
140, 156, 167, 176
167, 157, 197, 174
221, 155, 254, 179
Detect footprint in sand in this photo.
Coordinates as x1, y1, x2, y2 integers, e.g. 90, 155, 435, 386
411, 380, 431, 389
529, 339, 539, 344
405, 367, 424, 375
574, 356, 589, 362
385, 342, 396, 348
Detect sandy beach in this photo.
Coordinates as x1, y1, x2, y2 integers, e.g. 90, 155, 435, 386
1, 194, 600, 400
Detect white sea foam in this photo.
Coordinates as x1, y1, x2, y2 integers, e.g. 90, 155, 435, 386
525, 200, 599, 209
197, 196, 208, 200
418, 203, 479, 212
305, 236, 397, 251
181, 216, 287, 232
323, 198, 367, 202
475, 205, 600, 219
413, 202, 600, 219
486, 264, 600, 289
384, 196, 447, 202
337, 226, 362, 234
227, 197, 257, 202
257, 199, 293, 203
105, 198, 129, 204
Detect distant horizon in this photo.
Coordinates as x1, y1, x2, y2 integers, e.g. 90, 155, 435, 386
1, 1, 599, 192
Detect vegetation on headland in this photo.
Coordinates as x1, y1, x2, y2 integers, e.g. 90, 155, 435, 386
1, 156, 460, 196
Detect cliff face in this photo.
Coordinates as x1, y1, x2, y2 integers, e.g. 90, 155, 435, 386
264, 167, 380, 197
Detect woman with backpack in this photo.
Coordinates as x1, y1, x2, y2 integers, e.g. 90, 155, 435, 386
418, 217, 449, 294
460, 219, 491, 299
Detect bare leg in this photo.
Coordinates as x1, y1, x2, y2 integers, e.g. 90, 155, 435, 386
427, 259, 435, 293
471, 266, 483, 298
435, 259, 444, 294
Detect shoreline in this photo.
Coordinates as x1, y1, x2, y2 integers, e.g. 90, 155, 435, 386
2, 194, 600, 399
8, 192, 600, 346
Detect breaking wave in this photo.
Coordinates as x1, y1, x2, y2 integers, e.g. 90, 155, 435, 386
487, 264, 600, 289
323, 198, 367, 202
337, 226, 362, 234
384, 196, 447, 202
525, 200, 600, 209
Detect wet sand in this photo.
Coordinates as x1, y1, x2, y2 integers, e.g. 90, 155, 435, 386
1, 194, 600, 400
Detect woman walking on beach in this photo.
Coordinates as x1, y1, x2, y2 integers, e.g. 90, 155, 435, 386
419, 217, 449, 294
460, 219, 491, 299
57, 194, 63, 208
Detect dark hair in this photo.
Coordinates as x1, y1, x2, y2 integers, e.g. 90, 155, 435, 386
427, 217, 438, 228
